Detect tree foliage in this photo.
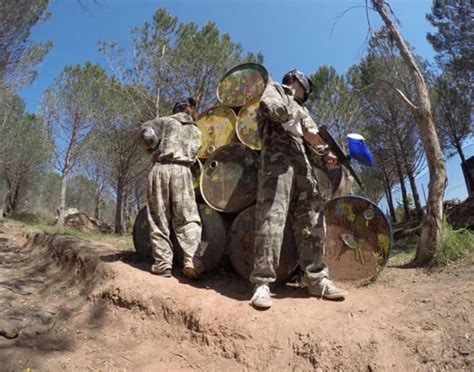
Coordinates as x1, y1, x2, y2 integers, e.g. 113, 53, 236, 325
1, 112, 52, 214
100, 8, 263, 115
42, 62, 109, 226
427, 0, 473, 86
0, 0, 52, 89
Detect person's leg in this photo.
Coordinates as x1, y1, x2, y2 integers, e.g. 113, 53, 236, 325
291, 193, 346, 300
147, 164, 173, 276
291, 193, 328, 283
170, 164, 202, 278
250, 148, 294, 308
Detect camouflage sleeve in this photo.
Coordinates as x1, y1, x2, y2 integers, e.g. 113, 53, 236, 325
301, 109, 319, 134
259, 81, 290, 123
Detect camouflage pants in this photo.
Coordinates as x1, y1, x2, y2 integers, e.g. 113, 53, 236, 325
147, 163, 202, 273
250, 141, 329, 285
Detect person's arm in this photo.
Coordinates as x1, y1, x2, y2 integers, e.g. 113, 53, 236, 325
259, 82, 290, 123
301, 111, 326, 146
138, 119, 161, 153
301, 113, 340, 170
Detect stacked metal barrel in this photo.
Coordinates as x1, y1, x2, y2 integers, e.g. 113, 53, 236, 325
133, 63, 393, 283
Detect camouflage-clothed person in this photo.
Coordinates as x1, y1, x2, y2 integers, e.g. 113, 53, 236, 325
250, 80, 329, 286
139, 112, 202, 274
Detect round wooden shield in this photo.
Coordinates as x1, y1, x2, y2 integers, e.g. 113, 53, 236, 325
132, 204, 227, 271
196, 105, 237, 159
226, 205, 299, 282
217, 63, 269, 108
323, 195, 392, 281
200, 143, 258, 213
236, 98, 263, 150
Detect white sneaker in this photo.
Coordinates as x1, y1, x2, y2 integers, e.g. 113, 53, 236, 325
250, 284, 272, 309
308, 278, 347, 300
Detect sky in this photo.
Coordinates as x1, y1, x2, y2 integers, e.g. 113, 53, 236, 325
20, 0, 437, 113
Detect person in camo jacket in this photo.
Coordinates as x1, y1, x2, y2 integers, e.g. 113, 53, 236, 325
138, 97, 202, 279
250, 69, 347, 309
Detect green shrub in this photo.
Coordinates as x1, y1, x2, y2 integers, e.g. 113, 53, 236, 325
433, 223, 474, 266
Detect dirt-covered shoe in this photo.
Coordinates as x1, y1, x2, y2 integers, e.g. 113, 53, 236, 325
250, 284, 272, 309
151, 265, 172, 278
308, 278, 347, 300
183, 265, 200, 279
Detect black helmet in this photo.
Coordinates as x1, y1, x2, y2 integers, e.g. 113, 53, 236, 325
282, 69, 313, 103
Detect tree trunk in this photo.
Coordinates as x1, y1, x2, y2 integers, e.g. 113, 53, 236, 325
155, 44, 167, 117
94, 185, 100, 220
3, 191, 13, 216
398, 140, 423, 219
382, 168, 397, 222
372, 0, 448, 266
405, 165, 423, 219
114, 177, 124, 234
57, 174, 68, 227
394, 154, 410, 221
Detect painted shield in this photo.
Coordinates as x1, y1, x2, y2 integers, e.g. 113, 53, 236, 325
132, 204, 227, 271
236, 98, 263, 150
226, 205, 299, 282
200, 143, 258, 213
217, 63, 269, 108
196, 105, 237, 159
323, 195, 392, 281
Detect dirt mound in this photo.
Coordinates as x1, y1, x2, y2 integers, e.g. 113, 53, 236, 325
65, 212, 112, 233
448, 196, 474, 230
0, 220, 472, 371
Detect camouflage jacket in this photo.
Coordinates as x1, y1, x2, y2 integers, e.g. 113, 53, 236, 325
139, 112, 201, 164
257, 80, 326, 170
258, 79, 319, 139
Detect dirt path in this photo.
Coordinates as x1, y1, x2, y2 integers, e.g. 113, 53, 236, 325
0, 219, 472, 371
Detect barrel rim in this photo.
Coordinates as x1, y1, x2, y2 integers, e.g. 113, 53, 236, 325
216, 62, 269, 108
196, 104, 238, 123
199, 142, 258, 213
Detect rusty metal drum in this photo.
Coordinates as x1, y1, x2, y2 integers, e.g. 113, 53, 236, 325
132, 206, 153, 262
196, 105, 237, 159
200, 143, 258, 213
132, 203, 227, 271
236, 98, 263, 150
217, 63, 269, 108
323, 195, 392, 282
226, 205, 299, 282
191, 158, 204, 202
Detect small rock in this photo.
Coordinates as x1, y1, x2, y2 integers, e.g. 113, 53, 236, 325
0, 325, 19, 339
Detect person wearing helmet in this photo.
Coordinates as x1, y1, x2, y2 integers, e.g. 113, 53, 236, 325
138, 97, 203, 279
249, 69, 346, 309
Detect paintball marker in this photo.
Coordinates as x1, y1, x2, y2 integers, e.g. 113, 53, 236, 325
317, 125, 366, 192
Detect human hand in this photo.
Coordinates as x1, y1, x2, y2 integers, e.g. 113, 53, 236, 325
324, 152, 339, 170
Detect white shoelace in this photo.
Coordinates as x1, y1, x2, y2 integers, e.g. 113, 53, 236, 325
319, 278, 335, 298
251, 285, 270, 303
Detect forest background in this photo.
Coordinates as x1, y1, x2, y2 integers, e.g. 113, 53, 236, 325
0, 0, 472, 239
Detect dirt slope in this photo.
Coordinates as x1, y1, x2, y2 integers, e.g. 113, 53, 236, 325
0, 219, 472, 371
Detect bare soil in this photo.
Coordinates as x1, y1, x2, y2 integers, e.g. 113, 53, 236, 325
0, 219, 472, 371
